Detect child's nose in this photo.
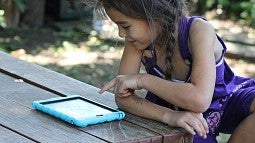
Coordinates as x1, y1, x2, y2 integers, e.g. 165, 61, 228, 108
118, 29, 127, 38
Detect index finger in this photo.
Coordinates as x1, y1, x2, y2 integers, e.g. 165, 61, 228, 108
99, 79, 116, 94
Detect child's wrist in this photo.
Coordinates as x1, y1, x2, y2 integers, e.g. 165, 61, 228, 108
137, 73, 150, 89
162, 110, 174, 126
137, 73, 146, 89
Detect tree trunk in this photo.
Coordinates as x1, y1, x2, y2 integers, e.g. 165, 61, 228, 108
1, 0, 20, 28
22, 0, 45, 28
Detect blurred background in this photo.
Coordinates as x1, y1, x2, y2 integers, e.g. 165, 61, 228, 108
0, 0, 254, 142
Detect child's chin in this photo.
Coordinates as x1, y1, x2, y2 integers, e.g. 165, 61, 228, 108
134, 43, 149, 50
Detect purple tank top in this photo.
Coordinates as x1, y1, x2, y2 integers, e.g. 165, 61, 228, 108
142, 16, 254, 110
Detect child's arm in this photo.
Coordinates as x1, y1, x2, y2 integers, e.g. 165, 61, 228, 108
115, 92, 209, 138
100, 40, 208, 138
110, 41, 143, 97
143, 19, 217, 112
100, 20, 218, 113
118, 41, 142, 74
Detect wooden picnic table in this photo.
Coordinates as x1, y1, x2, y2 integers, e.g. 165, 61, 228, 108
0, 51, 193, 143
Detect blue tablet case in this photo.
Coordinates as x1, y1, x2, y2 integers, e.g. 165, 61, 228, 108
32, 95, 125, 127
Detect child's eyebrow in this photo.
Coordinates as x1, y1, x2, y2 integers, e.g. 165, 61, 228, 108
115, 21, 129, 24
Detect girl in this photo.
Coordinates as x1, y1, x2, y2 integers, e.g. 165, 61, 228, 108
96, 0, 255, 142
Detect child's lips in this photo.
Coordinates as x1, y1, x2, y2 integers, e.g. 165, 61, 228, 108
126, 39, 139, 47
128, 40, 136, 44
126, 38, 135, 42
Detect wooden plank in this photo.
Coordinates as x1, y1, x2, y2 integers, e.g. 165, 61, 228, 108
0, 73, 105, 143
0, 125, 35, 143
125, 114, 193, 143
0, 97, 106, 143
0, 98, 162, 143
0, 72, 162, 143
0, 51, 192, 142
0, 51, 116, 108
79, 121, 162, 143
0, 69, 60, 104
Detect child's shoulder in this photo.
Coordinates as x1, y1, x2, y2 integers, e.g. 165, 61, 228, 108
187, 16, 211, 27
187, 16, 215, 35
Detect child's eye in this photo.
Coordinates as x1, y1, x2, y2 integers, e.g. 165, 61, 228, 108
122, 26, 130, 29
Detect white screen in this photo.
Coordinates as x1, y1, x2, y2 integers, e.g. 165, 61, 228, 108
44, 99, 113, 120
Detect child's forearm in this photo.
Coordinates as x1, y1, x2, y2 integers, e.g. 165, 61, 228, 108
138, 74, 212, 113
115, 94, 209, 138
115, 93, 173, 124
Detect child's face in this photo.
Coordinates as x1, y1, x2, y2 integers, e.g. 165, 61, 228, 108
106, 8, 159, 50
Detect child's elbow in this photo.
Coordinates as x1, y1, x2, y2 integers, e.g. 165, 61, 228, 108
115, 95, 129, 110
115, 96, 124, 109
193, 96, 212, 113
194, 102, 210, 113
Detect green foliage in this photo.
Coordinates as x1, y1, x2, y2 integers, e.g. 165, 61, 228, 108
194, 0, 255, 27
0, 0, 26, 28
0, 10, 5, 27
13, 0, 26, 13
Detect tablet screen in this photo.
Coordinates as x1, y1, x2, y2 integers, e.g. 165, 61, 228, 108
43, 98, 113, 120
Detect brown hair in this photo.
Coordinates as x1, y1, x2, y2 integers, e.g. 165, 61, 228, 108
96, 0, 188, 79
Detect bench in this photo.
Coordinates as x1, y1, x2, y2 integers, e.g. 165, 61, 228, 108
0, 51, 192, 143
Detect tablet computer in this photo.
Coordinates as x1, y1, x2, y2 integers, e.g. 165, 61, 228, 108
32, 95, 125, 127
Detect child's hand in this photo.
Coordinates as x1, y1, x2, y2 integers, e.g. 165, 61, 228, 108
165, 111, 209, 139
99, 74, 143, 97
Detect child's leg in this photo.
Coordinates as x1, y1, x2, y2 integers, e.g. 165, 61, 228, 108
218, 86, 255, 143
228, 98, 255, 143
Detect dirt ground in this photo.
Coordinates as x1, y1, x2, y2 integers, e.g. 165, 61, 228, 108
0, 19, 255, 88
0, 19, 254, 143
7, 40, 255, 89
225, 58, 255, 79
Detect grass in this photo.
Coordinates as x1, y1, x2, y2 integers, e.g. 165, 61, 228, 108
0, 21, 124, 88
1, 19, 254, 143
